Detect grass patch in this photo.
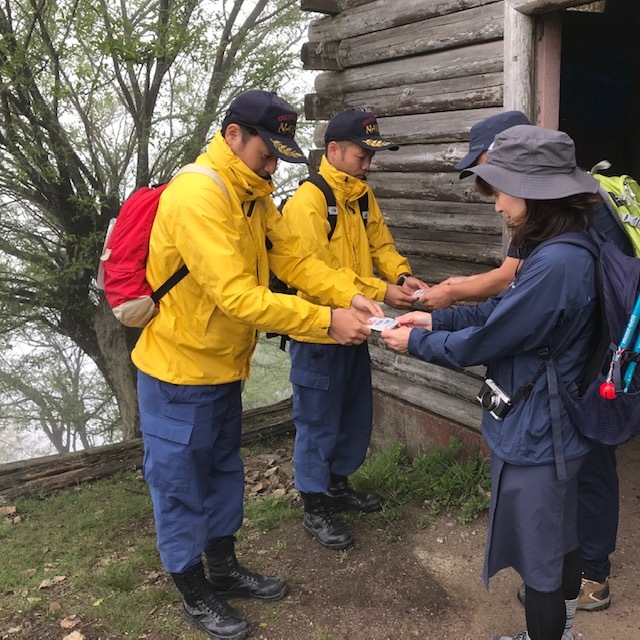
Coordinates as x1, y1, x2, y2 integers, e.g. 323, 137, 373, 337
243, 494, 300, 533
352, 437, 490, 524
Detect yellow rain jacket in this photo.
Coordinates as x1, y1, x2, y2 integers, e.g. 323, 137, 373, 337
282, 155, 411, 343
132, 133, 362, 385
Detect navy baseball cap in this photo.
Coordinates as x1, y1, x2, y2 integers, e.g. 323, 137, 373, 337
325, 109, 399, 151
455, 111, 531, 170
226, 90, 307, 163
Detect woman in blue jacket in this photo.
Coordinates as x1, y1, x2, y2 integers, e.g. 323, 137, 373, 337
382, 125, 602, 640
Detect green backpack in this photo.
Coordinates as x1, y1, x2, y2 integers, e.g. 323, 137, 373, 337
591, 160, 640, 257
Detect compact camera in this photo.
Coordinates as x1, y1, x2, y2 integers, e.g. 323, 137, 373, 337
476, 378, 513, 421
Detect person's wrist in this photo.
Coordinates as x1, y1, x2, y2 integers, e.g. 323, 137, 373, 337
396, 273, 411, 286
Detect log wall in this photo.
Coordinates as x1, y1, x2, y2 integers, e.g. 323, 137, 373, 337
302, 0, 508, 434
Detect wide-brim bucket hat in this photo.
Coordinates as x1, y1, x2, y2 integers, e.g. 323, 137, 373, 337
462, 125, 600, 199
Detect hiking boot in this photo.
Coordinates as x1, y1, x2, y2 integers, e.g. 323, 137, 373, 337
517, 577, 610, 612
205, 536, 288, 601
578, 577, 610, 611
301, 491, 354, 549
324, 474, 383, 513
171, 563, 249, 640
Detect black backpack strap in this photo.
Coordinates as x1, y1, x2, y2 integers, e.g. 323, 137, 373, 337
357, 191, 369, 230
151, 264, 189, 303
305, 173, 338, 240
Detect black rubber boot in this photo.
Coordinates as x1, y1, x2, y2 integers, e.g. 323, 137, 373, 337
324, 474, 383, 513
301, 491, 354, 550
171, 563, 249, 640
205, 536, 288, 601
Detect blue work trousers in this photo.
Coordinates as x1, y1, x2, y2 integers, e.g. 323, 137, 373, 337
137, 372, 244, 574
289, 340, 372, 493
577, 441, 618, 582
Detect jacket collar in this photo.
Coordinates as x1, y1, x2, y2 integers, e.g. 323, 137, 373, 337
205, 132, 275, 202
318, 155, 368, 202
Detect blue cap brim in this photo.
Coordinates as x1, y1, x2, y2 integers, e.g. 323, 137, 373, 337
257, 129, 308, 164
455, 149, 483, 171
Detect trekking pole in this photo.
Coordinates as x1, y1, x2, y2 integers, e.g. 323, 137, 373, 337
600, 292, 640, 399
622, 326, 640, 393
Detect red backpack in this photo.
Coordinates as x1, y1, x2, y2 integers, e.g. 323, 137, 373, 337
97, 164, 226, 328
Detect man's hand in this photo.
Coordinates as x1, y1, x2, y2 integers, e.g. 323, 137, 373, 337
328, 308, 372, 345
381, 326, 412, 353
402, 276, 429, 291
415, 284, 455, 310
384, 284, 417, 309
396, 311, 433, 330
350, 293, 383, 319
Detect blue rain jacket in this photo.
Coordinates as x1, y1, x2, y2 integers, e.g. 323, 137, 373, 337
408, 239, 597, 465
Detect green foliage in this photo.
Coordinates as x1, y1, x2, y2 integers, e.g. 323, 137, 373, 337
352, 438, 491, 524
243, 494, 299, 533
242, 335, 292, 410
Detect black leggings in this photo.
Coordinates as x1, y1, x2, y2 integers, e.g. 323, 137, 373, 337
525, 548, 581, 640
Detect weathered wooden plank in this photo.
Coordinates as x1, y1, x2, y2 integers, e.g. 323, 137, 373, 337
313, 108, 502, 147
305, 4, 504, 70
406, 254, 499, 281
372, 369, 483, 430
380, 200, 499, 233
395, 236, 502, 264
366, 171, 482, 202
308, 0, 502, 43
504, 1, 535, 117
305, 72, 503, 120
313, 40, 504, 93
371, 143, 470, 173
507, 0, 592, 13
302, 40, 342, 70
301, 0, 341, 15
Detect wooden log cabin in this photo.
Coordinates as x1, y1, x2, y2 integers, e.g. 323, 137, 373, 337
300, 0, 640, 454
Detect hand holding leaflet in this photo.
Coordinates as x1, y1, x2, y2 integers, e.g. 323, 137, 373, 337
367, 316, 399, 331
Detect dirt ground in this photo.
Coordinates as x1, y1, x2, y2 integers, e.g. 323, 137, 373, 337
5, 436, 639, 640
235, 437, 640, 640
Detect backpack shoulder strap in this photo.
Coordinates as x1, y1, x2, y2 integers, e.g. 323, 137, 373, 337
305, 173, 340, 240
357, 191, 369, 229
152, 164, 230, 302
174, 163, 229, 199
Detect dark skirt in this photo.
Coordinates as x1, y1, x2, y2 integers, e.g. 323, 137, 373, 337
483, 454, 585, 591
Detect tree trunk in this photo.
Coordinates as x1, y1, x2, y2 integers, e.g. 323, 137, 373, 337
93, 298, 140, 439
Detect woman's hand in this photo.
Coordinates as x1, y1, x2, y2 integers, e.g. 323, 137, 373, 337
395, 311, 432, 330
381, 326, 412, 353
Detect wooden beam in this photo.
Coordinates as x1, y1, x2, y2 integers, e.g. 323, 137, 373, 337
378, 199, 500, 234
305, 73, 503, 120
366, 171, 483, 202
304, 3, 504, 69
372, 369, 483, 430
308, 0, 502, 43
301, 0, 341, 15
395, 236, 502, 264
507, 0, 594, 14
302, 40, 342, 70
370, 143, 473, 173
504, 1, 536, 120
314, 40, 503, 94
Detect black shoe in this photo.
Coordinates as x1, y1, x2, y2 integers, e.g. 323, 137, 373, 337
171, 565, 249, 640
301, 492, 354, 549
324, 474, 383, 513
205, 536, 288, 601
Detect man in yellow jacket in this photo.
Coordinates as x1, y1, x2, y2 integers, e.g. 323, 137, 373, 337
282, 109, 426, 549
132, 91, 381, 640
